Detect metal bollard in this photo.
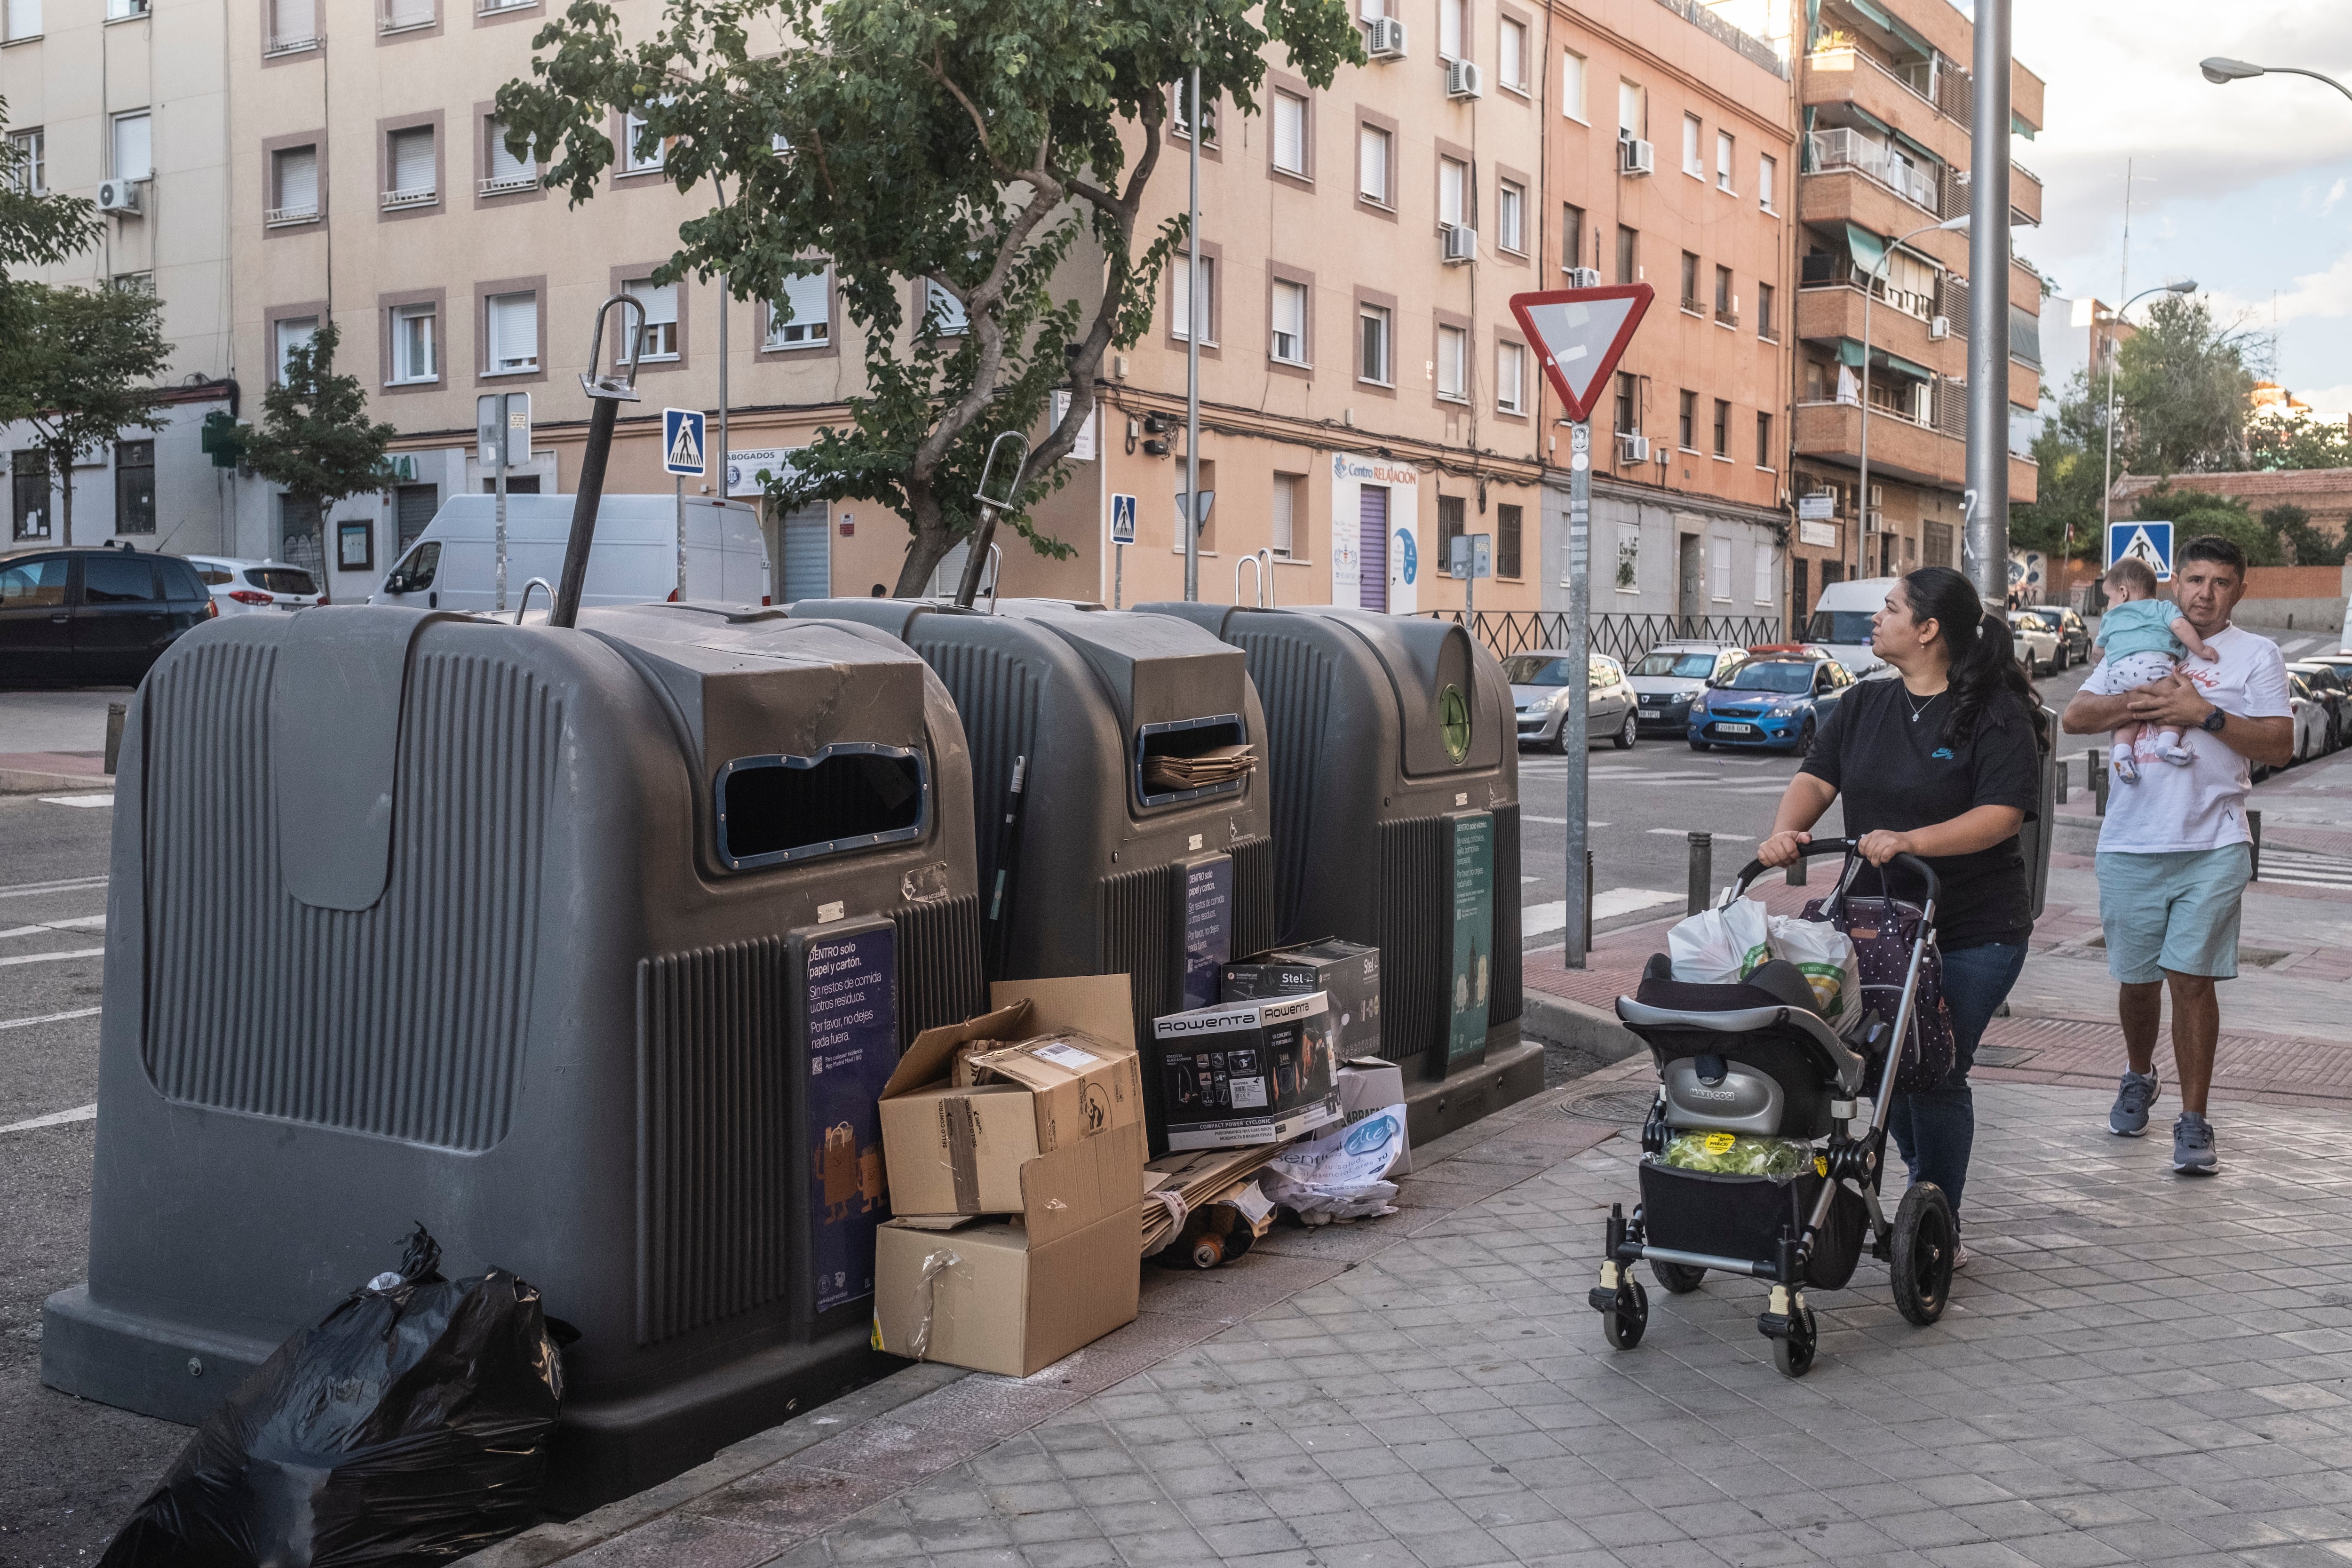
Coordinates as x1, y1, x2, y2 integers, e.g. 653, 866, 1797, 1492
2249, 809, 2262, 883
1686, 831, 1712, 916
2089, 748, 2108, 817
2055, 753, 2069, 806
104, 702, 126, 776
1583, 849, 1596, 954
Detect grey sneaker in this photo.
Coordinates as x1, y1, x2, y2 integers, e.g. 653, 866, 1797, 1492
1952, 1241, 1972, 1272
2109, 1070, 2160, 1137
2173, 1113, 2219, 1176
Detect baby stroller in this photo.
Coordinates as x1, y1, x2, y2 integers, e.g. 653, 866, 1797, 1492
1587, 839, 1954, 1377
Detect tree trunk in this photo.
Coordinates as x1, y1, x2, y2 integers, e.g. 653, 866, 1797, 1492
892, 482, 953, 597
57, 461, 72, 542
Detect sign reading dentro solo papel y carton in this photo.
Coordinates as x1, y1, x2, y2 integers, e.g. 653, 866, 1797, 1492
1329, 452, 1423, 614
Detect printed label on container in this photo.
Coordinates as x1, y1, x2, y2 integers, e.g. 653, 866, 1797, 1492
803, 923, 898, 1314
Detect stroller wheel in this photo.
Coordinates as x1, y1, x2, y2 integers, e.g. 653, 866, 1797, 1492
1890, 1183, 1956, 1326
1601, 1280, 1648, 1350
1772, 1303, 1818, 1378
1651, 1260, 1706, 1294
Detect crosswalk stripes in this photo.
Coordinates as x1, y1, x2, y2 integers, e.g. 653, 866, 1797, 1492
2259, 847, 2352, 890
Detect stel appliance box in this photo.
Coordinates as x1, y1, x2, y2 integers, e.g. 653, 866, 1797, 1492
1149, 992, 1341, 1151
1217, 939, 1381, 1061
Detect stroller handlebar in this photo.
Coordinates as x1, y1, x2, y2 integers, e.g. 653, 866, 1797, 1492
1732, 836, 1940, 907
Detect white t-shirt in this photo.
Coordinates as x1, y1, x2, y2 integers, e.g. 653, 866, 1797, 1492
2096, 623, 2291, 855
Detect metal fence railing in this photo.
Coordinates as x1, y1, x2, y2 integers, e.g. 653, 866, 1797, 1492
1423, 610, 1783, 665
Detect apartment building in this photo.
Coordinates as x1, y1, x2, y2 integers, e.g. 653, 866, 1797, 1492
0, 0, 237, 554
1536, 0, 1799, 644
1787, 0, 2044, 621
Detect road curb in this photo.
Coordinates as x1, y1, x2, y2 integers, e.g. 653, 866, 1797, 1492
0, 770, 111, 796
1521, 988, 1644, 1064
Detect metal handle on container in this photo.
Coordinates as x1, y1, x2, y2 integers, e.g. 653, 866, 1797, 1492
514, 577, 554, 624
549, 294, 648, 629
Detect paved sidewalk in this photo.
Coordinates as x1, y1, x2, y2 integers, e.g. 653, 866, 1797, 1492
481, 1076, 2352, 1568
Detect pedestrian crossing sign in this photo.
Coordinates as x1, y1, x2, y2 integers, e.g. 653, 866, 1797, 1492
2106, 519, 2172, 582
663, 407, 707, 477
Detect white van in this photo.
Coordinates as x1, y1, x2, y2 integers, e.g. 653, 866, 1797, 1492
372, 494, 771, 613
1801, 576, 1898, 678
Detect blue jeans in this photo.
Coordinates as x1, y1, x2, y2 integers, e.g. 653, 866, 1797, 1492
1885, 940, 2028, 1228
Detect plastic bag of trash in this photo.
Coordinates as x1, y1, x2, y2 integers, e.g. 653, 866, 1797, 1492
1666, 896, 1772, 985
1262, 1105, 1406, 1223
100, 1226, 566, 1568
1660, 1130, 1817, 1177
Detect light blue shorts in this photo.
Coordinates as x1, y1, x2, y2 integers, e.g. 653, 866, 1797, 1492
2096, 844, 2253, 983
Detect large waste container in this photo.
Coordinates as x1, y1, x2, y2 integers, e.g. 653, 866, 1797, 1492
42, 601, 985, 1507
790, 598, 1275, 1147
1140, 605, 1528, 1105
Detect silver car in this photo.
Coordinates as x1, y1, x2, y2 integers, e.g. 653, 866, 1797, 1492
1625, 640, 1749, 736
1508, 651, 1637, 751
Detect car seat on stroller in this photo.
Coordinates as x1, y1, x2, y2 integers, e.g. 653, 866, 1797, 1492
1586, 839, 1960, 1378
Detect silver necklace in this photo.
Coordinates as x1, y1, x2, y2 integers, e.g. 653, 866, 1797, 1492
1904, 688, 1943, 724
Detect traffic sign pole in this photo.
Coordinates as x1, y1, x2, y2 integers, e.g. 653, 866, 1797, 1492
495, 399, 509, 614
1565, 422, 1592, 970
675, 475, 687, 598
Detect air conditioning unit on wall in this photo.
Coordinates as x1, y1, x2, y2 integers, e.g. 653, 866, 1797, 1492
1565, 266, 1602, 289
1441, 224, 1477, 264
1616, 432, 1650, 464
96, 179, 143, 215
1619, 136, 1655, 177
1367, 16, 1406, 58
1929, 316, 1951, 340
1445, 58, 1484, 99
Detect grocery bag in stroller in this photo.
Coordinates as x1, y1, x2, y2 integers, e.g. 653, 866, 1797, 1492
1804, 857, 1954, 1091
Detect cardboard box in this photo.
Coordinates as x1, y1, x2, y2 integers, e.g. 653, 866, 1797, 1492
1337, 1056, 1412, 1175
874, 1202, 1142, 1377
1218, 939, 1381, 1060
880, 976, 1147, 1219
1150, 992, 1342, 1151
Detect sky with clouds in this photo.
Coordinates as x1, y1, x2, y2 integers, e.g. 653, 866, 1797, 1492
2009, 2, 2352, 420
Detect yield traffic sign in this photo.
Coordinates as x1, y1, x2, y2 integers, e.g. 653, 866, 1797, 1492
663, 407, 707, 477
1509, 285, 1655, 423
2107, 519, 2173, 581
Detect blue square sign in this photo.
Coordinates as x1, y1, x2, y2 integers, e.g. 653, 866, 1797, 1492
663, 407, 708, 478
2106, 520, 2172, 582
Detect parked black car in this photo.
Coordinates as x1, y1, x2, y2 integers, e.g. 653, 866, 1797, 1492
0, 545, 215, 687
2015, 605, 2090, 669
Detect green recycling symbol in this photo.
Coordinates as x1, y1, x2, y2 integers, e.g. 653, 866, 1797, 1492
1439, 684, 1471, 764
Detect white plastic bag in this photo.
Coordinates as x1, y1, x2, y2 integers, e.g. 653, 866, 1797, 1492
1765, 915, 1862, 1024
1666, 896, 1772, 984
1263, 1106, 1406, 1222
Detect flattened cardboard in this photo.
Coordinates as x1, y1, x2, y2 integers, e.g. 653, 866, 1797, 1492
880, 974, 1146, 1220
874, 1202, 1142, 1377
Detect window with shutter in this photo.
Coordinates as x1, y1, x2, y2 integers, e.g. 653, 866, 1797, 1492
1498, 17, 1523, 88
274, 317, 318, 382
484, 119, 534, 193
1438, 0, 1462, 60
1713, 400, 1730, 457
1498, 180, 1522, 252
1617, 81, 1642, 138
1496, 342, 1524, 414
271, 146, 318, 222
1436, 325, 1466, 402
1754, 546, 1775, 605
267, 0, 313, 47
386, 126, 435, 206
1270, 280, 1307, 364
1759, 154, 1777, 212
5, 0, 37, 37
381, 0, 430, 29
391, 303, 436, 382
487, 291, 537, 372
1358, 127, 1388, 203
1561, 52, 1586, 121
1271, 473, 1299, 558
1716, 130, 1734, 191
9, 129, 42, 195
1496, 504, 1521, 578
622, 110, 664, 173
396, 485, 438, 550
626, 278, 678, 358
1359, 305, 1391, 384
1711, 537, 1730, 601
768, 268, 829, 347
1171, 256, 1215, 344
1271, 92, 1306, 177
1681, 114, 1701, 177
112, 111, 151, 181
1439, 158, 1466, 228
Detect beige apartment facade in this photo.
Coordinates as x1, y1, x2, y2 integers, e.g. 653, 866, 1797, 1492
1787, 0, 2044, 621
1535, 0, 1799, 646
1, 0, 237, 554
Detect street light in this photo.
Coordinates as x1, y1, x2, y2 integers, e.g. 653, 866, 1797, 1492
2093, 279, 2200, 592
1855, 213, 1969, 581
2200, 57, 2352, 103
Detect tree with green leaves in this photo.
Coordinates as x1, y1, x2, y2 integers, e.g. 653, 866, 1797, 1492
0, 98, 100, 280
2249, 411, 2352, 472
239, 321, 399, 554
2261, 502, 2348, 567
2110, 294, 2263, 476
2008, 382, 2106, 567
496, 0, 1362, 593
0, 282, 170, 538
2129, 483, 2281, 568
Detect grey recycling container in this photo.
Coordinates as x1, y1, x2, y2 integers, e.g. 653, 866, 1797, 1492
42, 601, 984, 1509
790, 597, 1275, 1148
1140, 604, 1526, 1091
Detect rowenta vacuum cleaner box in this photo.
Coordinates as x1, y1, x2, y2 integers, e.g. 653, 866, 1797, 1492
1150, 992, 1341, 1150
1218, 939, 1381, 1061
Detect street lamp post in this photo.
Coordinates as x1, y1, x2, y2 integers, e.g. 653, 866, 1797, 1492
2094, 279, 2199, 594
2200, 57, 2352, 104
1855, 214, 1969, 581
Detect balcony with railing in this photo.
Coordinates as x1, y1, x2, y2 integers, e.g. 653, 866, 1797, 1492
1807, 126, 1944, 217
478, 170, 537, 196
1805, 44, 1968, 166
379, 0, 432, 31
264, 203, 321, 226
381, 184, 437, 210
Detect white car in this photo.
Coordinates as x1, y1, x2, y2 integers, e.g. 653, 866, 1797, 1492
2006, 610, 2058, 676
186, 555, 324, 616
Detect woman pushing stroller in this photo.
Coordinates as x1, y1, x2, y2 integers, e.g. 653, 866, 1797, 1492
1758, 566, 2043, 1267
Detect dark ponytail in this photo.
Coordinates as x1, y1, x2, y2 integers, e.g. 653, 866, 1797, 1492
1901, 565, 2040, 748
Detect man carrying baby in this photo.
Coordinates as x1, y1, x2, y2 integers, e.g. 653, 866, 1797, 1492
2061, 536, 2293, 1175
2090, 556, 2217, 780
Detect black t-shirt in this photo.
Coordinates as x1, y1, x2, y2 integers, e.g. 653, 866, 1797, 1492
1798, 678, 2041, 950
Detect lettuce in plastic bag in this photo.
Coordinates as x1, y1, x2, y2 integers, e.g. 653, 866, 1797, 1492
1660, 1130, 1815, 1176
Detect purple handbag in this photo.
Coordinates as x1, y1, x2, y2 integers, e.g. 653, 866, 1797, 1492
1803, 858, 1955, 1093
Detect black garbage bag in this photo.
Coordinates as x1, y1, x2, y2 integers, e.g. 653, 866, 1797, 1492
101, 1226, 566, 1567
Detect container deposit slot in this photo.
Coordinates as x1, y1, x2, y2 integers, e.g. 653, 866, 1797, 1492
715, 744, 929, 871
1134, 714, 1249, 807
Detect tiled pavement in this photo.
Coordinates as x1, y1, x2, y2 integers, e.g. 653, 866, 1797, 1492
493, 1079, 2352, 1568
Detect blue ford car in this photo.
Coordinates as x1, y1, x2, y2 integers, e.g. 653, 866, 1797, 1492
1687, 653, 1853, 756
